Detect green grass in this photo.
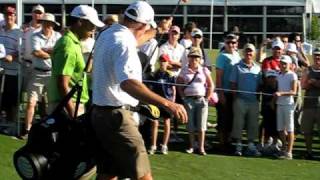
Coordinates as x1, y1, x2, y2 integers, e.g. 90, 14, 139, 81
1, 50, 319, 179
1, 108, 320, 180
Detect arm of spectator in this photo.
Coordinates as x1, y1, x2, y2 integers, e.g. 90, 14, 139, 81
121, 79, 187, 123
137, 28, 156, 47
297, 51, 310, 67
308, 78, 320, 88
172, 85, 176, 102
169, 60, 182, 69
256, 39, 269, 63
32, 33, 51, 59
33, 49, 51, 59
301, 69, 310, 90
176, 76, 186, 99
57, 75, 75, 118
204, 68, 214, 99
216, 68, 225, 104
274, 79, 298, 97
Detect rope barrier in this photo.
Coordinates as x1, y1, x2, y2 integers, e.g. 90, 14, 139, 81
143, 79, 319, 99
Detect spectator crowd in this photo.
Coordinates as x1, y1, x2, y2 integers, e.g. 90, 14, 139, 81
0, 3, 320, 163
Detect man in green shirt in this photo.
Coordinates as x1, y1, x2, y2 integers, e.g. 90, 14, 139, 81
48, 5, 104, 118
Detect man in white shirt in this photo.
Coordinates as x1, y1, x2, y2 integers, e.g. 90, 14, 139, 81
159, 25, 185, 77
21, 5, 45, 92
91, 1, 187, 180
21, 13, 61, 139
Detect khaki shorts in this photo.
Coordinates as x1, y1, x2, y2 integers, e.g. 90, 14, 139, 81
301, 108, 320, 134
27, 74, 50, 102
91, 106, 151, 179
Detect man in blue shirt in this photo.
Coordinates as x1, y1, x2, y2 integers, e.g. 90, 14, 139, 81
215, 33, 241, 151
229, 43, 262, 156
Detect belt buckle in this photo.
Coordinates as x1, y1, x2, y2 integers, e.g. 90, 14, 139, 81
120, 105, 130, 111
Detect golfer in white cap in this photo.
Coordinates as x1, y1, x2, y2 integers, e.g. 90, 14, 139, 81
91, 1, 187, 180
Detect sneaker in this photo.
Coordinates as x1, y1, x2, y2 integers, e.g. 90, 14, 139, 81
207, 122, 217, 128
246, 143, 261, 157
161, 145, 168, 155
199, 151, 207, 156
278, 152, 293, 160
186, 148, 194, 154
234, 143, 242, 156
148, 145, 157, 155
17, 130, 29, 140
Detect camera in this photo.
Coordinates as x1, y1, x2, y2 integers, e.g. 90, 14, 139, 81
13, 111, 96, 180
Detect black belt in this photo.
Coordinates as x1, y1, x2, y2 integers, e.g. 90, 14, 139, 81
186, 96, 203, 100
93, 104, 137, 111
34, 67, 51, 72
23, 59, 32, 64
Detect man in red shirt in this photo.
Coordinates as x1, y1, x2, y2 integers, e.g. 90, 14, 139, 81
262, 40, 284, 73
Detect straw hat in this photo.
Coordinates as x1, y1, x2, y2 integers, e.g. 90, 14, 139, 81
39, 13, 60, 26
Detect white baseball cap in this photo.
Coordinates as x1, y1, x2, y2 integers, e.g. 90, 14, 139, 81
286, 43, 298, 53
243, 43, 256, 52
32, 4, 45, 13
124, 1, 157, 28
71, 5, 104, 28
272, 40, 284, 49
280, 55, 292, 64
191, 28, 203, 37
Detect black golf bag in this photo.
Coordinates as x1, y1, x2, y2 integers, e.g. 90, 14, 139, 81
13, 85, 96, 180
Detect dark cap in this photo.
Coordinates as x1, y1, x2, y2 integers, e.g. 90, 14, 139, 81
4, 6, 16, 15
313, 47, 320, 55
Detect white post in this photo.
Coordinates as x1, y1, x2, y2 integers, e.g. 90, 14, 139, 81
16, 0, 23, 135
92, 0, 95, 8
209, 0, 214, 49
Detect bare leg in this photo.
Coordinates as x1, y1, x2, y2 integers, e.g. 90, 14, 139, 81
24, 100, 37, 131
150, 120, 159, 148
162, 118, 170, 146
287, 132, 294, 154
198, 130, 205, 153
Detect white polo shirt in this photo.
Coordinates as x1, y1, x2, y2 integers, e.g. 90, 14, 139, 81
92, 24, 142, 107
0, 24, 22, 75
276, 71, 298, 105
159, 41, 185, 76
31, 30, 61, 71
138, 38, 158, 73
23, 24, 41, 61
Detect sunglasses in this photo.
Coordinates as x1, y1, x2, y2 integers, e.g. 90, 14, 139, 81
226, 41, 237, 44
192, 35, 202, 39
33, 11, 43, 15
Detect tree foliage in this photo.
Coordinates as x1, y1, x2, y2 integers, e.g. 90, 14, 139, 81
309, 15, 320, 40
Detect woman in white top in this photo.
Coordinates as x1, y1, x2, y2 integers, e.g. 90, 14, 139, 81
177, 47, 214, 155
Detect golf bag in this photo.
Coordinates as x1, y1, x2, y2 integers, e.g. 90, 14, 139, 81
13, 85, 96, 180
